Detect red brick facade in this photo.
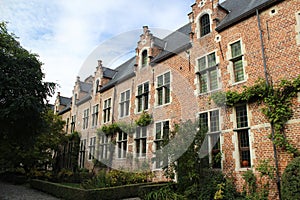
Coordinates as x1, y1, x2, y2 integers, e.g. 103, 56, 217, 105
55, 0, 300, 198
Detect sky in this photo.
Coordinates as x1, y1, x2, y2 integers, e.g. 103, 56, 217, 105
0, 0, 195, 103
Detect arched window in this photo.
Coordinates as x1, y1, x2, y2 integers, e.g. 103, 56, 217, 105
200, 14, 210, 37
141, 50, 148, 67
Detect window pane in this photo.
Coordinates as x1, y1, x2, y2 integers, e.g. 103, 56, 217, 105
144, 82, 149, 92
198, 57, 206, 71
200, 14, 210, 36
156, 123, 162, 140
165, 85, 170, 104
236, 105, 248, 128
199, 113, 208, 132
239, 130, 249, 147
210, 110, 219, 132
233, 59, 244, 82
157, 75, 163, 87
231, 41, 242, 57
207, 53, 216, 68
137, 97, 143, 112
200, 73, 208, 93
138, 85, 143, 95
126, 90, 130, 100
142, 139, 146, 154
209, 69, 218, 90
164, 72, 170, 84
144, 95, 149, 110
158, 88, 163, 105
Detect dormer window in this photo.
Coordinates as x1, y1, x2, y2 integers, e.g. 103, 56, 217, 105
141, 50, 148, 67
200, 14, 211, 37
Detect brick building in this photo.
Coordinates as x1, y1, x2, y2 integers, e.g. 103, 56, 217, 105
55, 0, 300, 198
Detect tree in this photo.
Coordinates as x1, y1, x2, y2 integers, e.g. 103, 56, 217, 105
0, 22, 56, 171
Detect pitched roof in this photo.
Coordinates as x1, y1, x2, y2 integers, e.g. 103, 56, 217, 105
102, 67, 117, 78
216, 0, 281, 32
79, 81, 93, 93
99, 57, 136, 92
59, 96, 72, 106
150, 23, 192, 64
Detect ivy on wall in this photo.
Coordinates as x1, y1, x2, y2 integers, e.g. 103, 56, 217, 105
212, 76, 300, 157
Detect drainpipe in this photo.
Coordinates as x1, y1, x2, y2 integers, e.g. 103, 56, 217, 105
256, 9, 282, 200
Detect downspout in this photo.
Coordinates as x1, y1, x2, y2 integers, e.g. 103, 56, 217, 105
256, 9, 282, 200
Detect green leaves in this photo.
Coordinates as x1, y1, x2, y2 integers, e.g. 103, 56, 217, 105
212, 76, 300, 156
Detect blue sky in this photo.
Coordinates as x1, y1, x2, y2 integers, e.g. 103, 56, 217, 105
0, 0, 195, 103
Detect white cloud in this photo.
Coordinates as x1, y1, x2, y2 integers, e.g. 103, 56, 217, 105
0, 0, 194, 103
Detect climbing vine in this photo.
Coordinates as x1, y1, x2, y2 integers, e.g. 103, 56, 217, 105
212, 76, 300, 157
135, 111, 152, 127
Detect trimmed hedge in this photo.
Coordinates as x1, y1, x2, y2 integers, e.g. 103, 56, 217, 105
30, 179, 168, 200
0, 172, 27, 185
281, 157, 300, 200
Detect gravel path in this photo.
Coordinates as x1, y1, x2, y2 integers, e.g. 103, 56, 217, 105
0, 181, 60, 200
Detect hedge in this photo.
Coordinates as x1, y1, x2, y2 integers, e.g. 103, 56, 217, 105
30, 179, 168, 200
281, 157, 300, 200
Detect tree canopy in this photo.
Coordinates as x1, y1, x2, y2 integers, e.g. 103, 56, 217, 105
0, 21, 57, 170
0, 22, 56, 144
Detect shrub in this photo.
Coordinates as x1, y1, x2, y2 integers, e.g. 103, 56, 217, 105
81, 169, 152, 189
143, 184, 186, 200
281, 157, 300, 200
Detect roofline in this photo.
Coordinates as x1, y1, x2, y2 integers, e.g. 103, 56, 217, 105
99, 72, 135, 92
216, 0, 281, 32
76, 95, 92, 106
57, 106, 71, 115
150, 42, 192, 65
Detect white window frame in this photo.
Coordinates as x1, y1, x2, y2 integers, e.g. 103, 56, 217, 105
88, 137, 96, 160
199, 109, 221, 168
154, 120, 170, 169
196, 51, 219, 94
136, 81, 150, 113
116, 131, 127, 159
103, 98, 111, 123
156, 71, 171, 106
119, 90, 130, 118
135, 126, 147, 158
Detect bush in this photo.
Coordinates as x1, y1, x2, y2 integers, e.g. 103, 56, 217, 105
142, 183, 185, 200
281, 157, 300, 200
81, 169, 152, 189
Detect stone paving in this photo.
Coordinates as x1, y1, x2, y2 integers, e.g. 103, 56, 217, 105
0, 181, 60, 200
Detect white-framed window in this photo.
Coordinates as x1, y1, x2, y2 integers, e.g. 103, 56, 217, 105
154, 121, 169, 168
119, 90, 130, 118
79, 139, 86, 168
83, 109, 89, 129
234, 104, 251, 168
88, 137, 96, 160
196, 51, 219, 93
200, 13, 211, 37
199, 109, 221, 168
136, 82, 149, 112
98, 134, 110, 160
92, 104, 99, 127
117, 131, 127, 158
141, 50, 148, 67
103, 98, 111, 123
135, 126, 147, 157
156, 72, 171, 106
230, 40, 245, 83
